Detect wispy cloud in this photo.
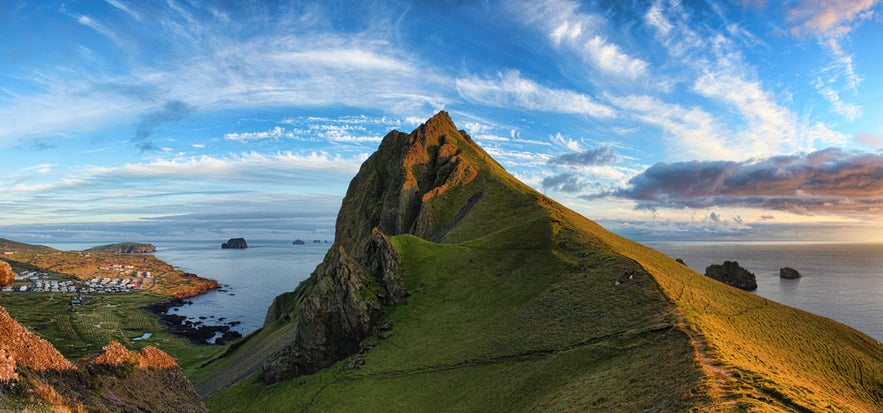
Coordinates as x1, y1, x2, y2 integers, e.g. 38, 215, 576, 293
0, 152, 367, 226
510, 0, 648, 79
456, 70, 615, 118
548, 146, 618, 167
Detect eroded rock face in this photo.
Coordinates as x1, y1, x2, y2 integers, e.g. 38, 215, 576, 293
0, 261, 13, 287
780, 267, 801, 279
262, 112, 483, 383
705, 261, 758, 291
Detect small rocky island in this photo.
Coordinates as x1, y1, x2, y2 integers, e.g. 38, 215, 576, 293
780, 267, 802, 279
705, 261, 758, 291
221, 238, 248, 249
292, 239, 305, 245
84, 242, 157, 254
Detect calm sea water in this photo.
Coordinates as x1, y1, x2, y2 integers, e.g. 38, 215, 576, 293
646, 241, 883, 342
43, 240, 881, 343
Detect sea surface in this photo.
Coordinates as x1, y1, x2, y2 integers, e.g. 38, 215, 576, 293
42, 240, 882, 343
646, 241, 883, 342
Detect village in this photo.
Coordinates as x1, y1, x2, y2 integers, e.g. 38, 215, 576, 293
1, 268, 154, 294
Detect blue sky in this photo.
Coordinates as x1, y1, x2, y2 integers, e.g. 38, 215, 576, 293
2, 0, 883, 242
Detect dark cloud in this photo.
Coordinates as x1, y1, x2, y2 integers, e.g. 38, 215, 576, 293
132, 100, 193, 151
542, 173, 586, 193
603, 148, 883, 216
548, 146, 618, 167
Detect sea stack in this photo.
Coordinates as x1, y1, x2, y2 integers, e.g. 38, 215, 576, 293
780, 267, 802, 279
221, 238, 248, 249
705, 261, 758, 290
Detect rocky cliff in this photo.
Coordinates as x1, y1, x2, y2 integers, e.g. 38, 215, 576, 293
262, 112, 487, 383
0, 306, 206, 412
0, 261, 13, 287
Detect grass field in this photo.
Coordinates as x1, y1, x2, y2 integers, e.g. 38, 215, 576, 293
0, 292, 226, 374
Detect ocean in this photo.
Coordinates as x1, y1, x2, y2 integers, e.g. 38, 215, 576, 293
646, 241, 883, 342
42, 240, 882, 343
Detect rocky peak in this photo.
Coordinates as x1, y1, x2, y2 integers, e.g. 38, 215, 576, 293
262, 112, 490, 383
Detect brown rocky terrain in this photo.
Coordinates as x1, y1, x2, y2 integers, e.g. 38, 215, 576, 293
0, 305, 207, 412
0, 261, 13, 287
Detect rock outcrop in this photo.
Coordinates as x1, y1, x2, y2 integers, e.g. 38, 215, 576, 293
0, 306, 207, 412
0, 260, 13, 287
262, 111, 484, 383
221, 238, 248, 249
780, 267, 801, 279
84, 242, 157, 254
705, 261, 758, 291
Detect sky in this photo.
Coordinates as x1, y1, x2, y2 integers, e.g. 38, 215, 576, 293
2, 0, 883, 243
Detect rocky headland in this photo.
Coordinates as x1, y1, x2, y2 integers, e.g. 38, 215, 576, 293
705, 260, 758, 290
84, 242, 157, 254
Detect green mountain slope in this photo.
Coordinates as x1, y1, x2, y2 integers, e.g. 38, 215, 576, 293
203, 112, 882, 412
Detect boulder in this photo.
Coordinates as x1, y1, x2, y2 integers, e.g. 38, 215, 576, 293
705, 261, 757, 291
221, 238, 248, 249
0, 261, 13, 287
780, 267, 802, 279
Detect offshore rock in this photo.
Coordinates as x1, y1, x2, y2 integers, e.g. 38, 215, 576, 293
0, 260, 13, 287
222, 238, 248, 249
262, 112, 483, 383
705, 261, 757, 291
780, 267, 802, 279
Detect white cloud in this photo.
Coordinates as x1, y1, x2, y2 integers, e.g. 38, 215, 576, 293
456, 70, 615, 118
225, 126, 291, 143
510, 0, 648, 79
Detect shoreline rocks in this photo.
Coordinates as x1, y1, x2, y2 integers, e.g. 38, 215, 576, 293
705, 261, 758, 291
144, 299, 242, 345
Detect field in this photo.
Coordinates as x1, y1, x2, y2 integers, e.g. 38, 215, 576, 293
0, 291, 227, 375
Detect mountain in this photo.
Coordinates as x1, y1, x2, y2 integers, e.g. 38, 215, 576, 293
203, 112, 882, 412
0, 306, 207, 412
84, 242, 157, 254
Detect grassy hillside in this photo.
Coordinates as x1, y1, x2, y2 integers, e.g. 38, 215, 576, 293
204, 113, 882, 412
208, 211, 705, 412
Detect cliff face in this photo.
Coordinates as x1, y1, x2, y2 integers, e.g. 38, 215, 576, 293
0, 306, 206, 412
262, 112, 486, 383
0, 261, 13, 287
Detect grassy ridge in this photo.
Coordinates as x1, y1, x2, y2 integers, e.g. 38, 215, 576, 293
207, 210, 705, 411
550, 204, 883, 411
